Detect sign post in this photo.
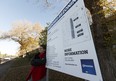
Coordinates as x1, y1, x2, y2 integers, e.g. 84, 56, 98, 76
46, 0, 103, 81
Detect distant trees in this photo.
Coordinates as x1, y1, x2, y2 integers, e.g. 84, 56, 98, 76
0, 21, 44, 56
99, 0, 115, 17
39, 27, 47, 46
0, 53, 7, 58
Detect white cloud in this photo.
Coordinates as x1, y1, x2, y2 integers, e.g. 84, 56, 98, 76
0, 39, 20, 55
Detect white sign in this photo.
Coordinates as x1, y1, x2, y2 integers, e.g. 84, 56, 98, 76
46, 0, 103, 81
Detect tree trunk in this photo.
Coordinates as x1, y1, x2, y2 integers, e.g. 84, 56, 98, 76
84, 0, 116, 81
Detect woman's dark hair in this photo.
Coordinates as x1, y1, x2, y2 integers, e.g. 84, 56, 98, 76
40, 45, 46, 50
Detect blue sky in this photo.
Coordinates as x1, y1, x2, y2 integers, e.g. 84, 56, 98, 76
0, 0, 68, 31
0, 0, 69, 55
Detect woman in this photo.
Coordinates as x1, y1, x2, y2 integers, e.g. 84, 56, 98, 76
26, 45, 46, 81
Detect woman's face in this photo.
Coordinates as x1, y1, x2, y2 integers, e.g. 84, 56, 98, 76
38, 46, 45, 53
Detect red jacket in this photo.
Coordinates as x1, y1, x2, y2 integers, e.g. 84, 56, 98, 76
26, 52, 46, 81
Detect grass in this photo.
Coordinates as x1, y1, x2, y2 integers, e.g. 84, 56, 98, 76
11, 57, 30, 67
2, 65, 31, 81
2, 57, 31, 81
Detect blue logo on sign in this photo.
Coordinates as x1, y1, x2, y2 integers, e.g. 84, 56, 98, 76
81, 59, 96, 75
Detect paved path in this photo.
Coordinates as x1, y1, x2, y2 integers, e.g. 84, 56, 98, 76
0, 60, 14, 80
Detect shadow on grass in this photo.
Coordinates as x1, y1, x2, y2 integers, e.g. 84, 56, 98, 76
2, 65, 31, 81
